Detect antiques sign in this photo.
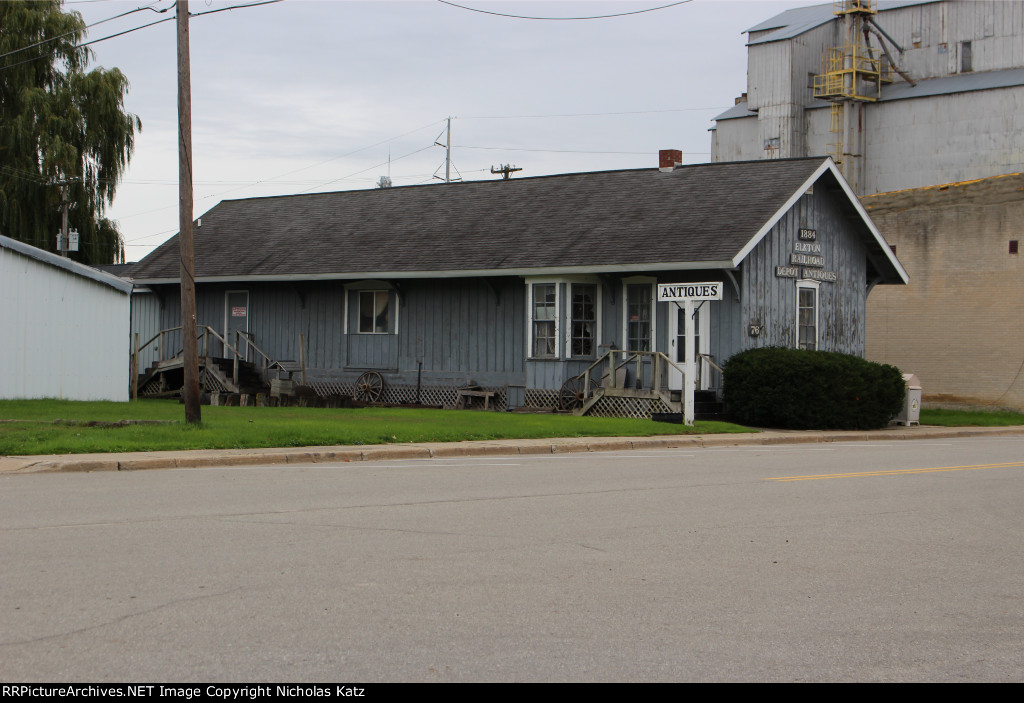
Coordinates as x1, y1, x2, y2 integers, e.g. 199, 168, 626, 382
776, 228, 837, 282
658, 282, 723, 302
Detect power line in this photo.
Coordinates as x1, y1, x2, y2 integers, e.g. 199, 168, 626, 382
437, 0, 692, 21
111, 119, 449, 220
1, 0, 282, 73
189, 0, 284, 19
461, 106, 727, 119
192, 118, 447, 202
0, 17, 174, 72
0, 2, 172, 62
296, 144, 437, 195
456, 146, 652, 155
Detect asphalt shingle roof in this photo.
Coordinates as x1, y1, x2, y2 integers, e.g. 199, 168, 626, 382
131, 158, 830, 282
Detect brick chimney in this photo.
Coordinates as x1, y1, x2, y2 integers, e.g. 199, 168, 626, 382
659, 149, 683, 172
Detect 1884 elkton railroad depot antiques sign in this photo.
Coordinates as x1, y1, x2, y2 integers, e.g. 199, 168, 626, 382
776, 229, 838, 282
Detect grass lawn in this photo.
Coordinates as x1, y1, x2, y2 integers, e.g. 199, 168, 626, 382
0, 399, 754, 456
920, 407, 1024, 427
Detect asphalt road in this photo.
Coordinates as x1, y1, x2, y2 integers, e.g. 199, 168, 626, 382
1, 436, 1022, 682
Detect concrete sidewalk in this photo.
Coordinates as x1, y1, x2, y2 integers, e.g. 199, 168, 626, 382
2, 424, 1022, 474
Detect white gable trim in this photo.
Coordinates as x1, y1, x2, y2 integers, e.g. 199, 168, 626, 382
729, 159, 909, 284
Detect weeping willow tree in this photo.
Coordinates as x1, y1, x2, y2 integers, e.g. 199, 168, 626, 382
0, 1, 141, 264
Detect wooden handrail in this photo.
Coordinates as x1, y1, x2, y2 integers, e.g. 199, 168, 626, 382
131, 323, 298, 398
576, 349, 688, 405
130, 324, 279, 376
698, 353, 724, 375
232, 329, 279, 370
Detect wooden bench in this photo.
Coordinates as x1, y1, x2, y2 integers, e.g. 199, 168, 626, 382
455, 388, 496, 410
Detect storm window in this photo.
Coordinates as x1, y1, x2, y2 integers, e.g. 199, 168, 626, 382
359, 290, 390, 334
797, 282, 818, 350
626, 283, 653, 352
531, 283, 558, 358
570, 284, 597, 357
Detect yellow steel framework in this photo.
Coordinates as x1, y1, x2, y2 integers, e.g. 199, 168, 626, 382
827, 103, 844, 164
833, 0, 876, 16
814, 0, 891, 102
813, 44, 892, 101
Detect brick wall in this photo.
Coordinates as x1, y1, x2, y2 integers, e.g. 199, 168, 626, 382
864, 173, 1024, 410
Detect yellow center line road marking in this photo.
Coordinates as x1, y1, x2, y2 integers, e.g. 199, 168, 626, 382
767, 461, 1024, 482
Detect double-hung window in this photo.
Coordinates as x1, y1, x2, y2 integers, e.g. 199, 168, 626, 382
569, 283, 597, 358
797, 282, 818, 350
531, 283, 557, 357
625, 283, 653, 352
527, 279, 601, 359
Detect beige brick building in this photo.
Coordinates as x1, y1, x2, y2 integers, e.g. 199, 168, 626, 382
863, 173, 1024, 409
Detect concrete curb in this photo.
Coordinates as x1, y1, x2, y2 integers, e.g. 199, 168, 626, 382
2, 425, 1022, 475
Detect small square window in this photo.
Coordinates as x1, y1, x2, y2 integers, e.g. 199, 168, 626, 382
1010, 240, 1019, 255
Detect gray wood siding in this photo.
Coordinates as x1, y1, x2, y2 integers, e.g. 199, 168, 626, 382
152, 278, 529, 387
301, 282, 347, 370
740, 189, 868, 356
130, 291, 164, 371
400, 278, 524, 379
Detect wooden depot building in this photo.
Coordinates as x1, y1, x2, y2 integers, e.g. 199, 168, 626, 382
126, 154, 907, 418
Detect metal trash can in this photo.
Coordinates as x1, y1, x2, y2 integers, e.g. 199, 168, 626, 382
893, 373, 921, 426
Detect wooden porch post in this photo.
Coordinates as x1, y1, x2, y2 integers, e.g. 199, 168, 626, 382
131, 333, 139, 401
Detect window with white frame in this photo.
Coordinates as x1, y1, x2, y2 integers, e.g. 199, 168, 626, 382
797, 282, 818, 350
625, 283, 653, 352
530, 283, 558, 357
570, 283, 597, 357
358, 290, 391, 334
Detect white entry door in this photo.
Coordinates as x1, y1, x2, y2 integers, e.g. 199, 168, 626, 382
667, 301, 710, 391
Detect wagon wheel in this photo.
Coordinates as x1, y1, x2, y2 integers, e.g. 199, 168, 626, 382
559, 375, 600, 411
353, 371, 384, 403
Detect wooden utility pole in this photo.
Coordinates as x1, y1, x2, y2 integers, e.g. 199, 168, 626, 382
177, 0, 201, 423
59, 182, 70, 258
490, 164, 522, 180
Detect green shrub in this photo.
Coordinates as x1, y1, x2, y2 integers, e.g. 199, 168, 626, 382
723, 347, 905, 430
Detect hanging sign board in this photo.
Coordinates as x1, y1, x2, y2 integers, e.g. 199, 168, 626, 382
657, 282, 723, 302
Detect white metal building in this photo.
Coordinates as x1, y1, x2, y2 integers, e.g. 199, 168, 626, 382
0, 235, 133, 402
711, 0, 1024, 195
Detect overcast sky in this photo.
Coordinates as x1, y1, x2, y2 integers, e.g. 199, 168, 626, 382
68, 0, 813, 261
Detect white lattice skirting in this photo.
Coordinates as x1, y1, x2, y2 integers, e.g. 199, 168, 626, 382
523, 388, 560, 409
585, 395, 673, 419
307, 381, 508, 411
